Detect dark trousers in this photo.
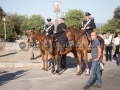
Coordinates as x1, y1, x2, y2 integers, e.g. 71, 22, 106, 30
105, 46, 112, 61
118, 52, 120, 65
113, 46, 119, 57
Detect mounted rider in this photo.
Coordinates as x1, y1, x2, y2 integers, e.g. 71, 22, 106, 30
54, 18, 68, 52
43, 18, 54, 36
42, 18, 55, 50
81, 12, 96, 46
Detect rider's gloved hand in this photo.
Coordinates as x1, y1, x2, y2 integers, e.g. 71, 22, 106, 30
46, 33, 48, 35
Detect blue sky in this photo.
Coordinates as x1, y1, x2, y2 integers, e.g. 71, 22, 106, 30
0, 0, 120, 23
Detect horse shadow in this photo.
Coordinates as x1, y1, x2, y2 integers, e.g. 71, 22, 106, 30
0, 70, 9, 75
0, 52, 17, 57
59, 56, 93, 75
0, 70, 29, 86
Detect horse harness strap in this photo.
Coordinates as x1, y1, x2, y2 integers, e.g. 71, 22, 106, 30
69, 28, 85, 46
39, 35, 46, 46
75, 33, 85, 43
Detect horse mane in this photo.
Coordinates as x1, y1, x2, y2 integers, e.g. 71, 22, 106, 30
68, 27, 84, 34
34, 31, 45, 37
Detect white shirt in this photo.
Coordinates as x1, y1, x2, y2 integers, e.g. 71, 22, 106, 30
114, 37, 120, 45
104, 35, 112, 45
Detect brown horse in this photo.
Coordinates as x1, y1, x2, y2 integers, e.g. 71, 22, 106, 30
63, 27, 105, 75
28, 30, 53, 71
28, 30, 79, 75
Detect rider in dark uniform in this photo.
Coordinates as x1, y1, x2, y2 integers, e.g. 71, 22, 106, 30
43, 18, 54, 36
81, 12, 96, 46
81, 12, 96, 38
55, 18, 68, 52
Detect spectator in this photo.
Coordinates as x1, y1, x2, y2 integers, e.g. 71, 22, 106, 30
26, 29, 35, 60
83, 32, 102, 89
104, 32, 113, 61
114, 32, 120, 66
113, 32, 119, 58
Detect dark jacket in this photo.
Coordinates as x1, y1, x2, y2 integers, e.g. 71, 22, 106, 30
43, 24, 54, 35
82, 19, 96, 33
55, 23, 68, 44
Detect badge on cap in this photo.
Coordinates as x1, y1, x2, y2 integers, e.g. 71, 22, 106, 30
47, 18, 52, 22
85, 12, 91, 16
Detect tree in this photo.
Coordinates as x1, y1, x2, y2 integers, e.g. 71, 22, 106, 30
101, 19, 116, 33
94, 28, 101, 34
0, 7, 5, 21
0, 7, 5, 38
26, 15, 45, 32
62, 9, 85, 29
113, 6, 120, 29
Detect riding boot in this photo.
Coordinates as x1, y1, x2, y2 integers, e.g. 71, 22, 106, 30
60, 43, 66, 52
88, 38, 92, 48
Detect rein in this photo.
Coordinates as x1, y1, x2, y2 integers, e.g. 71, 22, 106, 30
69, 28, 85, 45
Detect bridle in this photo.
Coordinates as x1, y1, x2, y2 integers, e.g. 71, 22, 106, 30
68, 28, 85, 47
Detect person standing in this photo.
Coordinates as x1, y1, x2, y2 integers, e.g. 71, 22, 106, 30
113, 32, 119, 58
114, 32, 120, 66
83, 32, 102, 89
26, 29, 35, 60
104, 32, 113, 61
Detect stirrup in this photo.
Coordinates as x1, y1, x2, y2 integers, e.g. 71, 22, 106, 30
88, 44, 91, 48
54, 39, 57, 41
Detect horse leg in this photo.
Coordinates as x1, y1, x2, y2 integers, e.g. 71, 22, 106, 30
76, 52, 82, 75
61, 54, 66, 68
41, 53, 45, 70
49, 55, 55, 74
83, 50, 89, 76
45, 52, 48, 71
100, 52, 104, 71
51, 59, 55, 74
56, 55, 61, 74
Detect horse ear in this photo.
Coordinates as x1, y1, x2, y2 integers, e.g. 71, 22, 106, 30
69, 27, 72, 29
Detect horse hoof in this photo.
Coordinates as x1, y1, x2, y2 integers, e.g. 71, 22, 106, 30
76, 72, 82, 75
45, 69, 48, 71
42, 68, 45, 70
56, 70, 59, 74
62, 66, 66, 69
85, 74, 89, 76
56, 73, 60, 75
51, 71, 54, 74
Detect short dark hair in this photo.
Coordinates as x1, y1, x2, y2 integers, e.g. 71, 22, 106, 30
61, 18, 65, 20
117, 32, 120, 35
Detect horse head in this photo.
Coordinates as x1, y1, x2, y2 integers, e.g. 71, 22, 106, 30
28, 30, 37, 41
63, 27, 75, 41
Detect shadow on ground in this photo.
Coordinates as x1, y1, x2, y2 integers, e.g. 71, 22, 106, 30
58, 56, 93, 75
0, 70, 29, 86
0, 52, 17, 57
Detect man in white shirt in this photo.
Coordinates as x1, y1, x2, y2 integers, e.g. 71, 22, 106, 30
104, 32, 113, 61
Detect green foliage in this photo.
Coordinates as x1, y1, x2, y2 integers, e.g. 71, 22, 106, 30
101, 19, 116, 33
0, 7, 5, 21
0, 8, 45, 40
113, 6, 120, 28
62, 9, 85, 29
1, 13, 27, 39
27, 15, 45, 32
94, 28, 101, 34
